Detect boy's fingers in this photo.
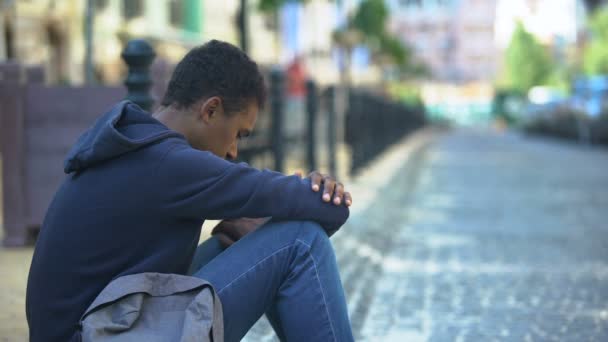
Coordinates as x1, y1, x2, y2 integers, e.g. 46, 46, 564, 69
306, 171, 349, 205
344, 192, 352, 206
333, 183, 344, 205
309, 171, 323, 191
323, 177, 336, 202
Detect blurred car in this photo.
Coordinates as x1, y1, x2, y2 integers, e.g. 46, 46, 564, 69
521, 86, 568, 124
570, 75, 608, 118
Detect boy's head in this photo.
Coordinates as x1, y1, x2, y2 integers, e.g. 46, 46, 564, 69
160, 40, 266, 160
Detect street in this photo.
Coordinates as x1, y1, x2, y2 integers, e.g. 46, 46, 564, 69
245, 129, 608, 341
2, 1, 606, 341
2, 128, 608, 341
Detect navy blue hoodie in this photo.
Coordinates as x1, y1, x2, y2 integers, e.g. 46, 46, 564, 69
25, 101, 349, 342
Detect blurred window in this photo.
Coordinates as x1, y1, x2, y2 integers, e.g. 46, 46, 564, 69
95, 0, 109, 11
419, 22, 430, 33
400, 0, 422, 7
528, 0, 540, 14
123, 0, 144, 20
169, 0, 183, 27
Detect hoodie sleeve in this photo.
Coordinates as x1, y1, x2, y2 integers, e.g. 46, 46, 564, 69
156, 144, 349, 233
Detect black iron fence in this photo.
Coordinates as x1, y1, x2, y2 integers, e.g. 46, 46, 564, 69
233, 68, 285, 171
236, 74, 335, 176
1, 39, 427, 246
123, 40, 428, 177
345, 89, 426, 174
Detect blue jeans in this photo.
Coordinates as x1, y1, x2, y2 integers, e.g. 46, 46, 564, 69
189, 220, 354, 342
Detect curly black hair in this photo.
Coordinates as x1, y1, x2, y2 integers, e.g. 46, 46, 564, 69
161, 40, 266, 114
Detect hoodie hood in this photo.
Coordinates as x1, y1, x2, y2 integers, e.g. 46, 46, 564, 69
64, 101, 184, 173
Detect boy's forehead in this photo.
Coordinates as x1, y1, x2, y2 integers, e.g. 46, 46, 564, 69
232, 100, 258, 133
244, 100, 259, 122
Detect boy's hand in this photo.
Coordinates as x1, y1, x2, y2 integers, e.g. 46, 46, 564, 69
295, 170, 352, 207
211, 217, 270, 249
212, 171, 352, 249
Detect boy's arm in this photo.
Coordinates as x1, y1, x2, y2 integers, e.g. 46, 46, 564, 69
156, 145, 350, 233
211, 170, 353, 247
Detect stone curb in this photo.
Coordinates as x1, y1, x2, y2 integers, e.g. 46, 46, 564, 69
346, 126, 444, 216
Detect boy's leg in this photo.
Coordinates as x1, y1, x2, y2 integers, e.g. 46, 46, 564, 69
187, 235, 224, 275
191, 220, 354, 342
189, 235, 293, 338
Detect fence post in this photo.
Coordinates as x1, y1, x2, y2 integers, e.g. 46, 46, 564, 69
346, 90, 360, 174
306, 79, 317, 172
121, 39, 156, 111
0, 61, 22, 82
270, 68, 285, 173
326, 86, 337, 177
0, 63, 27, 246
25, 65, 45, 84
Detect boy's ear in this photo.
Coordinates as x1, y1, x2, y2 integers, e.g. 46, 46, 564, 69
199, 96, 223, 124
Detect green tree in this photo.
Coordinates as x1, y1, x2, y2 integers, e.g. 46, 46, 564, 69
349, 0, 411, 67
504, 22, 554, 92
258, 0, 312, 12
352, 0, 388, 38
256, 0, 411, 69
378, 34, 410, 66
583, 6, 608, 75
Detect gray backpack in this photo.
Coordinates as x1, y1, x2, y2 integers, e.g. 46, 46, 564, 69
79, 273, 223, 341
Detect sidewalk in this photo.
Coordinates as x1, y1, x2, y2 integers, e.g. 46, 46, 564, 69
0, 128, 439, 341
242, 127, 440, 341
350, 129, 608, 341
0, 232, 31, 340
245, 127, 608, 341
0, 157, 32, 340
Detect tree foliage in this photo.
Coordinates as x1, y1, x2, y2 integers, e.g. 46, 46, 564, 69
378, 34, 410, 66
583, 6, 608, 75
352, 0, 388, 38
256, 0, 412, 69
349, 0, 411, 67
504, 22, 554, 92
258, 0, 310, 13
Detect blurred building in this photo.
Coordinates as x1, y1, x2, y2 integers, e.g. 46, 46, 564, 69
386, 0, 499, 124
454, 0, 499, 82
386, 0, 589, 125
279, 0, 348, 86
0, 1, 12, 61
203, 0, 282, 66
0, 0, 207, 84
388, 0, 498, 82
1, 0, 380, 88
495, 0, 586, 48
494, 0, 587, 69
0, 0, 289, 85
388, 0, 587, 83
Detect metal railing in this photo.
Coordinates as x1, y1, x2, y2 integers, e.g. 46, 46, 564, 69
345, 89, 426, 174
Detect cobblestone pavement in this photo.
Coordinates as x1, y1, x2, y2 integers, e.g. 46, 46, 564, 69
0, 247, 31, 341
244, 129, 608, 341
3, 129, 608, 341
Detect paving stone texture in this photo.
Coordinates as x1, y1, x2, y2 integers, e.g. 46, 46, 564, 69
244, 129, 608, 341
3, 129, 608, 341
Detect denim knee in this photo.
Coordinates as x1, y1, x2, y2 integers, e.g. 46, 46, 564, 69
258, 220, 335, 257
293, 221, 335, 255
295, 221, 326, 237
